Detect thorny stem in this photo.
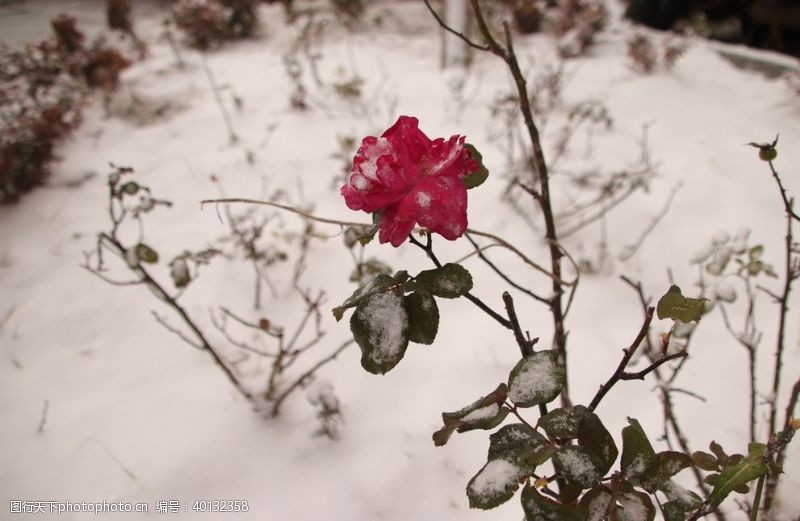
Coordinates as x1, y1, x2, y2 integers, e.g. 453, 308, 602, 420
466, 0, 571, 406
763, 160, 799, 513
588, 308, 687, 412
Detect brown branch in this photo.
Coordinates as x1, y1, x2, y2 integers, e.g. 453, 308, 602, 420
422, 0, 489, 52
588, 307, 655, 412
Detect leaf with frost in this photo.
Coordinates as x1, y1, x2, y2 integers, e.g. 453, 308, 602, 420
350, 290, 410, 374
553, 446, 604, 489
579, 485, 614, 521
467, 458, 522, 509
660, 479, 702, 509
538, 405, 589, 439
521, 485, 587, 521
415, 263, 473, 299
333, 273, 398, 321
433, 384, 508, 446
621, 418, 656, 482
639, 451, 692, 493
662, 501, 688, 521
616, 490, 655, 521
508, 350, 565, 408
488, 423, 554, 472
578, 412, 618, 474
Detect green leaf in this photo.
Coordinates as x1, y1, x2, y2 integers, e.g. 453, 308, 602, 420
434, 384, 509, 446
404, 291, 439, 345
552, 446, 605, 489
135, 243, 159, 264
621, 418, 656, 482
708, 442, 768, 508
462, 143, 489, 189
656, 285, 707, 322
350, 290, 410, 375
521, 485, 587, 521
691, 451, 719, 472
538, 405, 590, 439
508, 350, 565, 408
662, 501, 688, 521
333, 273, 397, 321
578, 485, 614, 521
415, 263, 473, 299
639, 451, 692, 493
467, 459, 523, 509
578, 412, 618, 474
617, 490, 655, 521
488, 424, 554, 472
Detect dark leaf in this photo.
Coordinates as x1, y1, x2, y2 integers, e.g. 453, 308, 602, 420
659, 480, 702, 509
578, 412, 618, 474
662, 501, 688, 521
621, 418, 656, 482
462, 143, 490, 189
508, 350, 565, 408
415, 263, 473, 298
691, 451, 719, 472
467, 458, 523, 509
350, 290, 410, 375
521, 485, 587, 521
639, 451, 692, 492
434, 384, 509, 446
709, 441, 729, 467
488, 423, 554, 472
578, 485, 614, 521
404, 291, 439, 345
134, 243, 158, 264
333, 273, 397, 321
552, 446, 604, 489
120, 181, 139, 195
734, 483, 750, 494
169, 258, 191, 288
538, 405, 590, 439
616, 489, 655, 521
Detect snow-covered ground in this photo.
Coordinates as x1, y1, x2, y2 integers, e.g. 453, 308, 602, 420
2, 1, 799, 519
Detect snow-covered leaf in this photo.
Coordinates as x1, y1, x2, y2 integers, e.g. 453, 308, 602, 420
350, 290, 410, 375
553, 446, 604, 489
639, 451, 692, 493
467, 458, 522, 510
578, 412, 618, 474
433, 384, 509, 446
488, 423, 554, 472
616, 489, 655, 521
333, 273, 398, 321
508, 350, 565, 408
579, 485, 614, 521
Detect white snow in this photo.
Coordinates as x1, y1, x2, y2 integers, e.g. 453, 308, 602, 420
356, 291, 408, 365
461, 403, 500, 423
508, 354, 560, 405
467, 459, 520, 499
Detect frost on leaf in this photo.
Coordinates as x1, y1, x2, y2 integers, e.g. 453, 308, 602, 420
553, 446, 604, 489
467, 459, 522, 510
415, 263, 473, 299
638, 451, 692, 492
616, 490, 655, 521
333, 273, 398, 321
433, 383, 509, 446
488, 423, 554, 472
521, 485, 587, 521
579, 486, 614, 521
538, 405, 590, 438
508, 350, 565, 408
350, 290, 410, 375
621, 418, 656, 483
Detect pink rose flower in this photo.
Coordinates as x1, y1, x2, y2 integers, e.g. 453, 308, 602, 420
341, 116, 478, 247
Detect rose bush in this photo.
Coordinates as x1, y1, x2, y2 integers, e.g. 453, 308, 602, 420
340, 116, 480, 247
